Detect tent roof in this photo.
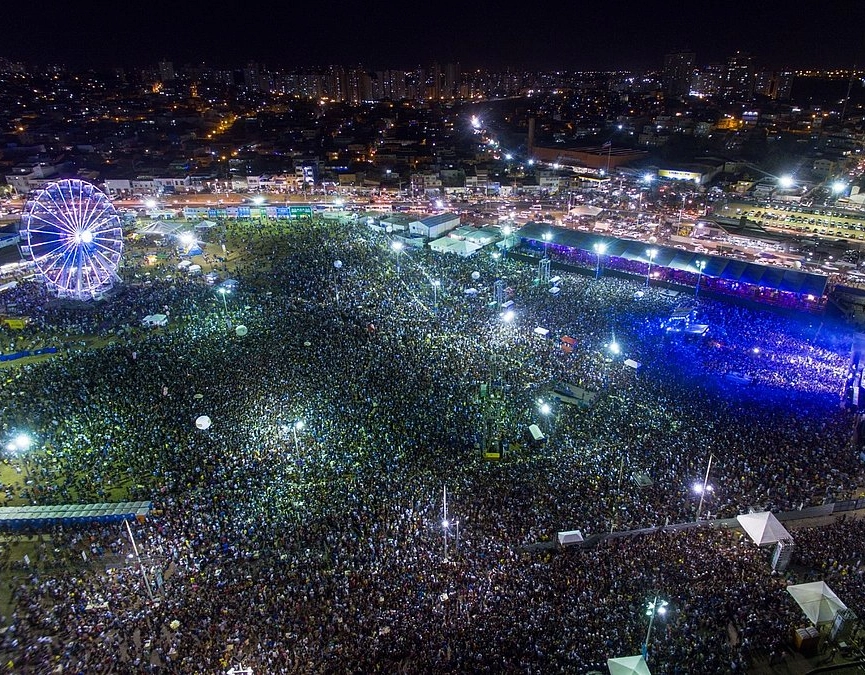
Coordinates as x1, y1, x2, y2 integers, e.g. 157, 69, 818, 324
136, 220, 186, 236
736, 511, 792, 545
786, 581, 848, 625
516, 222, 827, 297
570, 204, 604, 217
607, 655, 651, 675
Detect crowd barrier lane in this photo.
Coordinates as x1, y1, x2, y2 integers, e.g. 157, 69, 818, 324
531, 501, 865, 551
0, 346, 58, 362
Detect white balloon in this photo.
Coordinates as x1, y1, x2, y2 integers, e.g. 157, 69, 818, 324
334, 260, 343, 269
195, 415, 212, 430
471, 271, 481, 281
235, 325, 248, 337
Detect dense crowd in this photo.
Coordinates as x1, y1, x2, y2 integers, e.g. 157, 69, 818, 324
0, 216, 863, 673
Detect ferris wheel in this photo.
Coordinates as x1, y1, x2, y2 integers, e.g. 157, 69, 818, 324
20, 179, 124, 300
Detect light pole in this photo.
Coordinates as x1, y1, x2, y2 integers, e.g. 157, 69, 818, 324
292, 420, 304, 453
6, 433, 33, 483
695, 259, 706, 298
593, 242, 607, 279
678, 194, 687, 228
832, 180, 847, 205
502, 225, 513, 253
442, 486, 449, 562
217, 287, 229, 314
695, 452, 714, 521
492, 251, 501, 277
643, 594, 669, 660
645, 248, 657, 287
542, 231, 552, 259
432, 279, 440, 310
391, 240, 404, 278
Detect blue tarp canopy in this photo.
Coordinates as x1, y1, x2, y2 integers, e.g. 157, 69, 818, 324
0, 501, 152, 531
516, 222, 828, 297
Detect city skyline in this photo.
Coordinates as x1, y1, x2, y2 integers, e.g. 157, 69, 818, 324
1, 2, 862, 71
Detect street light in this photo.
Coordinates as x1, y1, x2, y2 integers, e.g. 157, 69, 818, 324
217, 287, 229, 314
593, 242, 607, 279
292, 420, 304, 453
6, 433, 32, 454
778, 174, 795, 189
492, 251, 501, 276
432, 279, 440, 309
695, 259, 706, 298
644, 594, 669, 660
502, 225, 513, 251
391, 240, 404, 278
645, 248, 658, 287
542, 232, 552, 259
695, 452, 714, 521
538, 399, 552, 416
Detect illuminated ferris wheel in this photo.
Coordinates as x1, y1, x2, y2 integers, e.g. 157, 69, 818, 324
20, 179, 123, 300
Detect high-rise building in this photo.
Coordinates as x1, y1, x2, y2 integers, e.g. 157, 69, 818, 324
662, 51, 695, 98
693, 63, 726, 97
445, 62, 461, 98
429, 62, 442, 99
158, 60, 175, 82
724, 51, 754, 101
243, 62, 260, 91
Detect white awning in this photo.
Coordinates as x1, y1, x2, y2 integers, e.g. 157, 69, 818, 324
786, 581, 848, 625
607, 654, 651, 675
736, 511, 792, 545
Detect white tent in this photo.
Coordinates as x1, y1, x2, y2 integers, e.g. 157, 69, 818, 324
195, 219, 217, 229
607, 655, 651, 675
141, 314, 168, 327
557, 530, 583, 547
137, 221, 185, 237
736, 511, 792, 545
571, 204, 604, 217
786, 581, 848, 625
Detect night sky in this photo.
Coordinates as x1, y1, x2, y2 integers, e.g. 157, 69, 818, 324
1, 2, 862, 71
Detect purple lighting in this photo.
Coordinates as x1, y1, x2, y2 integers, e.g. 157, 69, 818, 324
21, 179, 124, 301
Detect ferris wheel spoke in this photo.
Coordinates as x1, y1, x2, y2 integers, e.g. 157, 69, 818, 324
39, 248, 77, 278
23, 179, 122, 300
86, 207, 115, 232
92, 250, 121, 280
26, 211, 78, 237
31, 237, 80, 262
91, 238, 122, 256
50, 184, 80, 231
80, 190, 105, 229
81, 247, 111, 283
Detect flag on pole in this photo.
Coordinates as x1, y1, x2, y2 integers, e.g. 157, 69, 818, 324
601, 140, 612, 149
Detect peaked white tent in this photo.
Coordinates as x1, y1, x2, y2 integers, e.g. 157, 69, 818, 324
607, 655, 651, 675
570, 205, 604, 218
195, 219, 217, 229
137, 220, 185, 237
786, 581, 848, 625
736, 511, 792, 545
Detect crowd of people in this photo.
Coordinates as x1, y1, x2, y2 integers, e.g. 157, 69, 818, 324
0, 216, 863, 673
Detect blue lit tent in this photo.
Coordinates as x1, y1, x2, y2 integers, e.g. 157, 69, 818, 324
0, 502, 152, 531
516, 222, 828, 298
